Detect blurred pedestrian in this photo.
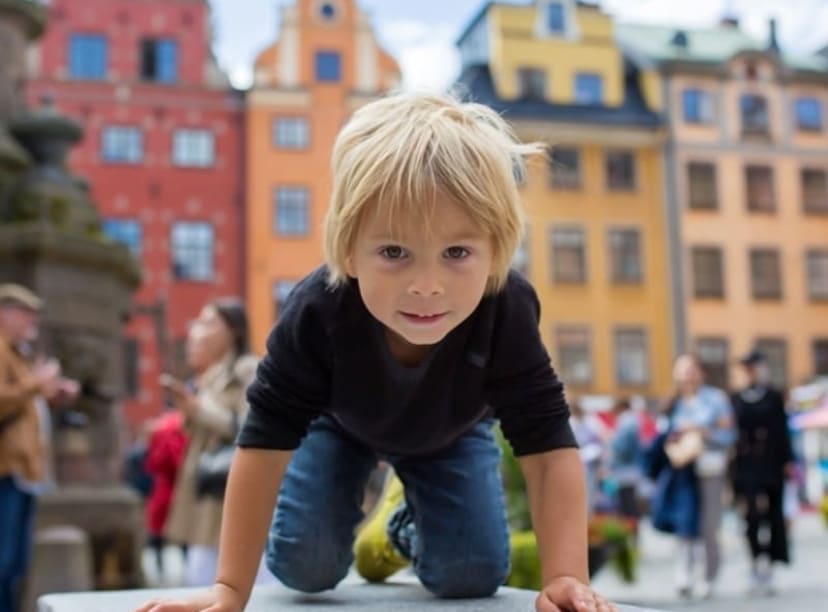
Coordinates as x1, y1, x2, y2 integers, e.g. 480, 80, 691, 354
144, 408, 188, 580
0, 284, 78, 612
731, 349, 794, 595
570, 398, 606, 515
667, 354, 735, 599
162, 298, 271, 587
610, 398, 642, 521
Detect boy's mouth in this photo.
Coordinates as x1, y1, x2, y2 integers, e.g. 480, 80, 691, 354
400, 312, 447, 325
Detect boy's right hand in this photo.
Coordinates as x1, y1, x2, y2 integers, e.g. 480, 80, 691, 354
133, 584, 245, 612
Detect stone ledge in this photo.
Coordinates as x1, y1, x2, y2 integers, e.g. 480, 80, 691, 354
39, 582, 662, 611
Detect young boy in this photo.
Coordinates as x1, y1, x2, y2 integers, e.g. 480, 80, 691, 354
136, 93, 615, 612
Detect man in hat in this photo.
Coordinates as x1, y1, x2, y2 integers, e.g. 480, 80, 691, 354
730, 349, 794, 596
0, 284, 76, 612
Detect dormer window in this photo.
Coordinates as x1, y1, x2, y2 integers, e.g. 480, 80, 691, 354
547, 2, 565, 34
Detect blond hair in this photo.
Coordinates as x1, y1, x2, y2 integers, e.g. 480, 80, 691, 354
323, 91, 543, 294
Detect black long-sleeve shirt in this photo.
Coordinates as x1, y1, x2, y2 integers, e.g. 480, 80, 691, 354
239, 266, 576, 457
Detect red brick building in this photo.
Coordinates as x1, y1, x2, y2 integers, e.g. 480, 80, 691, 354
27, 0, 245, 432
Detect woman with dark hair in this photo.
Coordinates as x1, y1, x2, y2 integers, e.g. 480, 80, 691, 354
161, 298, 268, 586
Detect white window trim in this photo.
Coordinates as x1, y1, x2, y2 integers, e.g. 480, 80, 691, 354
535, 0, 580, 41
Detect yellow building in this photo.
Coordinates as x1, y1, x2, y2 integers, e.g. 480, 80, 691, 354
246, 0, 399, 352
456, 1, 674, 399
619, 20, 828, 390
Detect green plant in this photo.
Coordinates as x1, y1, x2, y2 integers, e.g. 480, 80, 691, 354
821, 495, 828, 527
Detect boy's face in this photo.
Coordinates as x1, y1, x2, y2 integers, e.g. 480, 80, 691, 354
346, 198, 494, 359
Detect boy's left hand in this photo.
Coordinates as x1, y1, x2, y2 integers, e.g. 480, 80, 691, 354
536, 576, 617, 612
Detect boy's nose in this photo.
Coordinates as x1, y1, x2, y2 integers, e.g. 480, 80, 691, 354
408, 268, 444, 296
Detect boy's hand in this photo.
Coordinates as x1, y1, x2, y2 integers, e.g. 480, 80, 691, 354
133, 583, 244, 612
535, 576, 617, 612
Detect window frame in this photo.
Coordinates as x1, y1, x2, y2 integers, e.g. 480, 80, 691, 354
691, 245, 725, 299
794, 97, 823, 132
69, 33, 108, 80
801, 168, 828, 214
554, 325, 593, 387
605, 150, 636, 192
806, 249, 828, 301
614, 327, 650, 387
754, 337, 788, 390
695, 336, 730, 390
575, 72, 603, 106
101, 218, 143, 259
740, 93, 770, 136
517, 67, 547, 100
315, 50, 342, 82
273, 186, 311, 237
172, 129, 216, 168
607, 227, 643, 284
273, 117, 310, 150
687, 161, 718, 210
745, 165, 776, 213
549, 146, 581, 190
101, 125, 144, 164
682, 88, 715, 124
170, 221, 215, 282
550, 226, 587, 284
749, 248, 783, 300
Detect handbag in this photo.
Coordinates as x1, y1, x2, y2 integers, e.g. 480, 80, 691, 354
664, 429, 704, 469
195, 444, 235, 498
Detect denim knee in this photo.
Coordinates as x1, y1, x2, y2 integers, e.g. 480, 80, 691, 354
419, 558, 509, 598
266, 534, 351, 593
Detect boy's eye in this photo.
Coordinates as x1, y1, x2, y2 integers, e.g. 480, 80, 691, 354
379, 246, 406, 259
445, 246, 470, 259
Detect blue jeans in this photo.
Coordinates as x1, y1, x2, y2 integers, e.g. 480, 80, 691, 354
0, 477, 36, 612
266, 417, 510, 598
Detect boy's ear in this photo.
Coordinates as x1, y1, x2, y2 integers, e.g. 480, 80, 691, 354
344, 254, 357, 278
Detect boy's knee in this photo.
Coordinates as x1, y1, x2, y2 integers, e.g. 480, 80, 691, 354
419, 558, 509, 598
266, 535, 350, 593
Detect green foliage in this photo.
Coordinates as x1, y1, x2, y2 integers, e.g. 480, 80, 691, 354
506, 531, 542, 590
822, 496, 828, 527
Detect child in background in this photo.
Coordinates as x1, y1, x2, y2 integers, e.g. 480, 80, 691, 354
136, 92, 616, 612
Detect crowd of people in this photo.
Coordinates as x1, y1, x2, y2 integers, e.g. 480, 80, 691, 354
570, 350, 800, 601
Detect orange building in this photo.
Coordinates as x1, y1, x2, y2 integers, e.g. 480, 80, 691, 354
619, 20, 828, 390
246, 0, 399, 351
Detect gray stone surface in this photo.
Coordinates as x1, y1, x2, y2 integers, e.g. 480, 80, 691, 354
39, 582, 662, 611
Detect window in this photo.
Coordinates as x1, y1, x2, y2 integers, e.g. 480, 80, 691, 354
546, 2, 566, 34
101, 126, 143, 164
315, 51, 341, 82
172, 129, 215, 167
273, 117, 309, 149
795, 97, 822, 131
692, 246, 724, 298
551, 227, 586, 283
606, 151, 635, 191
802, 169, 828, 213
512, 236, 530, 277
750, 248, 782, 299
549, 147, 580, 189
608, 229, 642, 283
575, 73, 603, 105
814, 339, 828, 376
755, 338, 788, 389
517, 68, 546, 100
687, 162, 718, 209
274, 187, 310, 236
682, 89, 714, 124
102, 218, 142, 258
69, 34, 108, 80
171, 221, 214, 281
122, 338, 139, 398
319, 2, 337, 20
555, 326, 592, 386
806, 250, 828, 300
140, 38, 178, 83
614, 328, 649, 386
696, 337, 729, 390
273, 280, 298, 322
745, 165, 775, 212
741, 94, 769, 135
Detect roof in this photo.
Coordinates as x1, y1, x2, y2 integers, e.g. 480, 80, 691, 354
453, 64, 661, 128
616, 23, 828, 74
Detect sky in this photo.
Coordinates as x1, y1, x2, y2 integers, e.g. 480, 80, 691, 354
208, 0, 828, 91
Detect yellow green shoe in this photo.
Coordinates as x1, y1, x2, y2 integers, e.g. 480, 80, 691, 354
354, 470, 410, 582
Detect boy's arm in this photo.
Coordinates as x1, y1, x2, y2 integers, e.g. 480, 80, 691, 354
134, 447, 291, 612
215, 447, 292, 607
520, 448, 588, 585
521, 448, 613, 612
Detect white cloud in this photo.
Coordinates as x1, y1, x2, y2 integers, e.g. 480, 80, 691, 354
375, 20, 460, 92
